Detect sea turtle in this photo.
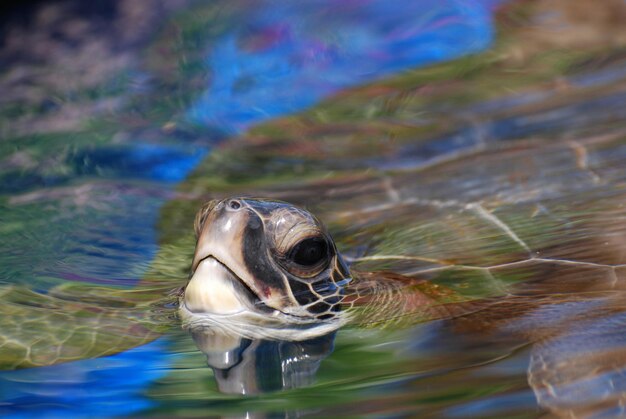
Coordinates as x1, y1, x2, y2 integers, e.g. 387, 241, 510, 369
2, 1, 626, 417
181, 196, 467, 337
1, 131, 625, 416
2, 17, 626, 416
175, 124, 626, 414
2, 126, 626, 414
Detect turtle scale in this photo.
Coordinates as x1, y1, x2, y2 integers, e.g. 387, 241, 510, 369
0, 284, 172, 369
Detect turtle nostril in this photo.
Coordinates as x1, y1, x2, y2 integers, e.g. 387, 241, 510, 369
228, 200, 241, 210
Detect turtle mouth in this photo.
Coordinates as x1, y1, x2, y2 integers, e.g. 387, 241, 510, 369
185, 256, 328, 320
184, 256, 269, 315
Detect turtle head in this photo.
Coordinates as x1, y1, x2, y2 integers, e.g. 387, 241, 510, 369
184, 198, 350, 323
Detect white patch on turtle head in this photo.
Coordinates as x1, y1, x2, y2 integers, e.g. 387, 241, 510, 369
185, 257, 254, 314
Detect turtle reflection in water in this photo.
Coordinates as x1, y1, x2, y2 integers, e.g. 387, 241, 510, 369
183, 133, 626, 415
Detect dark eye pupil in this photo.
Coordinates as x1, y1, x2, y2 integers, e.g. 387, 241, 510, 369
291, 238, 328, 266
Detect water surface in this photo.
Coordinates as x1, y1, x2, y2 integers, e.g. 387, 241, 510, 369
1, 1, 626, 418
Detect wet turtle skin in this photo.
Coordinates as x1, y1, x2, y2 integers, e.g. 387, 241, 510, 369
180, 197, 351, 340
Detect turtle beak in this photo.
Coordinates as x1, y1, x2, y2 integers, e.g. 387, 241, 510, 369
186, 199, 261, 314
185, 199, 296, 314
185, 256, 259, 314
190, 199, 249, 274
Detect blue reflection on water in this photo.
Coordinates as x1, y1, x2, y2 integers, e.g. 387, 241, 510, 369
0, 144, 206, 195
0, 339, 170, 419
70, 144, 207, 183
188, 0, 498, 132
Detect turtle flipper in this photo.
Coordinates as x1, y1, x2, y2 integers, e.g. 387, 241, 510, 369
0, 284, 168, 369
343, 271, 474, 327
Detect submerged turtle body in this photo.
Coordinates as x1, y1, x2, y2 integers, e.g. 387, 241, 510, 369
1, 131, 625, 371
0, 130, 625, 416
180, 129, 626, 414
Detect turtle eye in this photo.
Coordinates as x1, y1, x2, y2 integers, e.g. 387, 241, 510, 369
290, 238, 328, 266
